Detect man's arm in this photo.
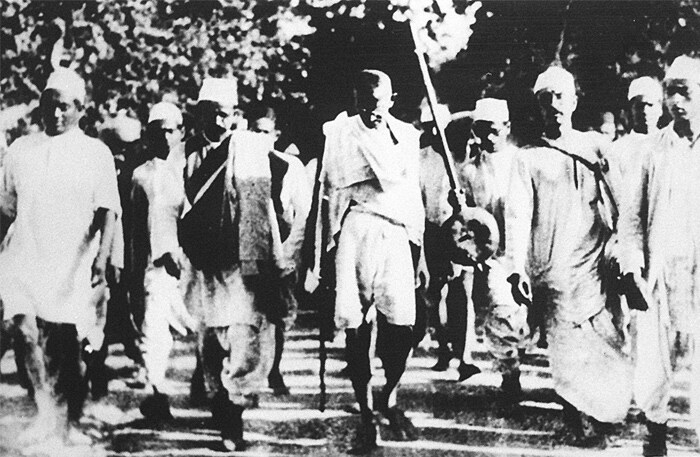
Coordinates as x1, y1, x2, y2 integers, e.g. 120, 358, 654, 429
91, 144, 123, 286
281, 158, 313, 275
617, 146, 650, 276
92, 207, 117, 286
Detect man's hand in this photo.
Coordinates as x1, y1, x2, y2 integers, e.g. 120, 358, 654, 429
415, 249, 430, 289
507, 271, 532, 308
154, 252, 181, 279
91, 256, 108, 287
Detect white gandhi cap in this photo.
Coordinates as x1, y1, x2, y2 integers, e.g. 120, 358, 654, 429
628, 77, 662, 101
665, 55, 700, 84
473, 98, 509, 123
198, 77, 238, 108
148, 102, 183, 125
45, 67, 87, 104
533, 66, 576, 95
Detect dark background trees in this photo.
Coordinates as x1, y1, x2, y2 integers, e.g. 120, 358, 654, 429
2, 0, 699, 157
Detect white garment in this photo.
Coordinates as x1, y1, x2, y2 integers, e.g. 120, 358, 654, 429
0, 128, 121, 326
455, 146, 516, 257
315, 112, 424, 277
505, 129, 632, 422
506, 131, 610, 324
132, 154, 194, 388
618, 124, 700, 428
271, 151, 313, 273
605, 131, 655, 202
335, 210, 416, 329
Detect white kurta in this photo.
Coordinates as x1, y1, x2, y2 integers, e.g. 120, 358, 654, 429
458, 146, 516, 257
132, 154, 194, 388
618, 124, 700, 428
0, 128, 121, 326
604, 131, 655, 204
506, 129, 632, 423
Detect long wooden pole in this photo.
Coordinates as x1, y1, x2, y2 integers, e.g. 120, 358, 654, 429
408, 19, 460, 193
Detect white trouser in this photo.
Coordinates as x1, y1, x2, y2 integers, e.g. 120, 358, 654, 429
141, 266, 183, 390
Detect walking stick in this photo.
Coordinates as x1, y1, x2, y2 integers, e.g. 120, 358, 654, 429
319, 329, 327, 412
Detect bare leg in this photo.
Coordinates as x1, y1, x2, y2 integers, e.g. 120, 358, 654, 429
12, 315, 60, 444
268, 323, 289, 395
345, 322, 377, 453
374, 314, 418, 441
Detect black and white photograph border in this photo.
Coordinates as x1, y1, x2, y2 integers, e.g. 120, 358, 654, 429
1, 0, 700, 456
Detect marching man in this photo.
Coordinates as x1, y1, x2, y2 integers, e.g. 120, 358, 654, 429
316, 70, 426, 453
618, 54, 700, 457
0, 68, 120, 445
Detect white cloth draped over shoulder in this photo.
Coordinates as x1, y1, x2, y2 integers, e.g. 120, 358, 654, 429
0, 128, 121, 330
314, 112, 424, 278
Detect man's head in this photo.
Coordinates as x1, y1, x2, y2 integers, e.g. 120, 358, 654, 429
146, 102, 183, 160
663, 55, 700, 125
355, 70, 394, 129
251, 109, 280, 141
533, 66, 577, 135
197, 78, 238, 142
471, 98, 510, 153
598, 111, 617, 141
40, 68, 86, 136
628, 77, 663, 134
249, 109, 280, 153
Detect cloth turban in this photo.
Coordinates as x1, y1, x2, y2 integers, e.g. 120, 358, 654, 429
533, 66, 576, 96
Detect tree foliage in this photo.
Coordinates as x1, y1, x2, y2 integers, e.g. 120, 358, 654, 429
2, 0, 700, 152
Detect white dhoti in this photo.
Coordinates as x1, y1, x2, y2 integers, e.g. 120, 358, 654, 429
335, 210, 416, 329
549, 306, 633, 423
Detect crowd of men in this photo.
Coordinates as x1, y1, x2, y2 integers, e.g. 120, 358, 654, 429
0, 48, 699, 457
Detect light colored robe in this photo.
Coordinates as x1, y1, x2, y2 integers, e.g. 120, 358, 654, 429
618, 124, 700, 429
0, 128, 121, 334
506, 129, 632, 423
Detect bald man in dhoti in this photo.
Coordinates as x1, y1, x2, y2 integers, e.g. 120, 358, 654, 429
315, 70, 426, 453
0, 68, 120, 445
505, 66, 632, 447
618, 54, 700, 457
